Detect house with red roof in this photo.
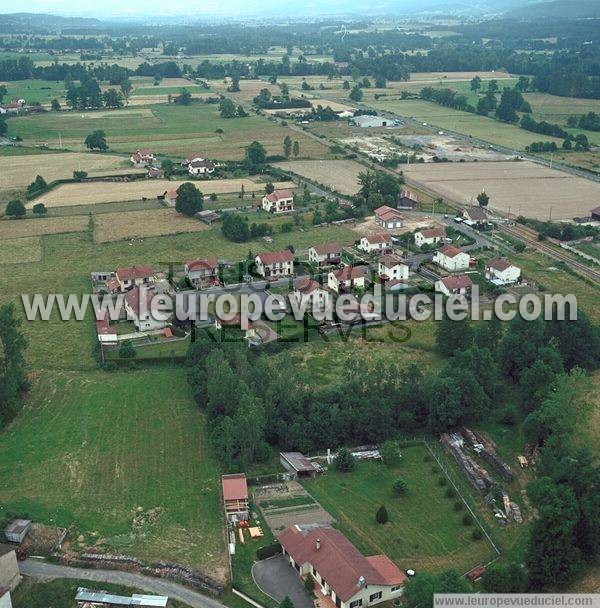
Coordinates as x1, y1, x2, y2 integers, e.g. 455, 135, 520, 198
378, 254, 408, 282
124, 286, 169, 331
414, 228, 445, 248
433, 245, 470, 272
374, 206, 403, 230
309, 243, 343, 266
328, 265, 367, 293
163, 190, 178, 207
262, 189, 294, 213
255, 250, 294, 278
221, 473, 249, 523
279, 526, 405, 608
485, 257, 521, 284
115, 265, 155, 292
185, 257, 219, 287
435, 274, 473, 297
130, 148, 155, 168
293, 278, 330, 311
358, 233, 392, 254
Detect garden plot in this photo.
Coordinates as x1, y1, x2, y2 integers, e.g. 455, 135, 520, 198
272, 159, 365, 195
403, 160, 600, 220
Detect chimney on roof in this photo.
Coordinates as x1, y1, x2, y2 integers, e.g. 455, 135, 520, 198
315, 539, 321, 551
358, 575, 366, 587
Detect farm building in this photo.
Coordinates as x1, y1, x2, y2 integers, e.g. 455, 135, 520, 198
221, 473, 249, 524
435, 274, 473, 297
255, 250, 294, 278
350, 115, 389, 128
124, 286, 169, 332
308, 243, 342, 266
328, 265, 367, 293
293, 278, 330, 312
4, 520, 30, 545
188, 159, 215, 176
358, 233, 392, 254
433, 245, 470, 272
374, 206, 403, 230
397, 189, 420, 210
262, 189, 294, 214
130, 149, 155, 168
280, 452, 319, 479
591, 206, 600, 221
378, 254, 408, 282
195, 210, 220, 225
163, 190, 178, 207
0, 587, 12, 608
485, 258, 521, 284
115, 265, 155, 293
279, 526, 405, 608
75, 588, 168, 607
0, 545, 20, 591
147, 167, 164, 179
414, 228, 445, 247
185, 257, 219, 287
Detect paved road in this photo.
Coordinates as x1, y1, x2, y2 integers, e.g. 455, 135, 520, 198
252, 555, 313, 608
20, 560, 226, 608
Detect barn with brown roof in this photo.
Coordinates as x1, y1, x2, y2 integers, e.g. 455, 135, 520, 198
221, 474, 249, 523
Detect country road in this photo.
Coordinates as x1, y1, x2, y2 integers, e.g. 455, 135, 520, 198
19, 560, 227, 608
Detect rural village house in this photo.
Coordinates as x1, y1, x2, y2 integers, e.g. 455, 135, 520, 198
591, 206, 600, 221
130, 148, 156, 168
124, 286, 169, 331
115, 265, 155, 293
309, 243, 343, 266
147, 167, 165, 179
255, 250, 294, 278
397, 189, 420, 210
414, 228, 445, 247
279, 526, 405, 608
374, 206, 404, 230
262, 189, 295, 214
221, 473, 249, 523
0, 587, 11, 608
185, 257, 219, 287
462, 206, 488, 227
485, 258, 521, 284
214, 314, 258, 341
433, 245, 470, 272
294, 278, 330, 312
328, 265, 367, 293
435, 274, 473, 297
163, 190, 178, 207
0, 544, 20, 591
359, 233, 392, 254
378, 254, 409, 282
188, 159, 216, 176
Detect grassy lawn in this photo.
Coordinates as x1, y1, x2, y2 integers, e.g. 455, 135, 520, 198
304, 449, 497, 573
1, 78, 66, 104
0, 368, 228, 581
133, 85, 210, 95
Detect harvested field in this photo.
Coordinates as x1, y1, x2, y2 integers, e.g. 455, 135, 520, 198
0, 236, 42, 264
408, 71, 513, 82
272, 159, 365, 195
0, 152, 141, 189
0, 216, 87, 239
32, 179, 296, 208
93, 208, 209, 243
403, 160, 600, 220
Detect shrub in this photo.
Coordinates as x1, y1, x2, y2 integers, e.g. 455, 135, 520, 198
334, 448, 356, 472
393, 477, 408, 496
445, 487, 456, 499
438, 477, 447, 486
375, 505, 389, 524
454, 501, 464, 511
462, 513, 473, 526
471, 529, 483, 541
256, 542, 282, 560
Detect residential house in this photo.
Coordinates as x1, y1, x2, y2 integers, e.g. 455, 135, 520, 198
188, 159, 216, 176
0, 545, 19, 591
374, 206, 403, 230
293, 278, 330, 312
433, 245, 470, 272
0, 102, 24, 115
462, 206, 488, 227
115, 265, 155, 292
163, 190, 178, 207
397, 189, 420, 210
185, 257, 219, 287
378, 254, 408, 282
435, 274, 473, 297
214, 314, 258, 341
328, 265, 367, 293
262, 189, 295, 214
221, 473, 249, 523
279, 526, 405, 608
147, 167, 164, 179
255, 250, 294, 278
181, 154, 205, 168
414, 228, 445, 247
124, 286, 169, 331
308, 243, 342, 266
280, 452, 319, 479
485, 258, 521, 284
0, 587, 12, 608
130, 148, 155, 168
358, 233, 392, 254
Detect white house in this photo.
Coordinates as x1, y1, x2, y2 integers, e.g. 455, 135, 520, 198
378, 254, 409, 282
279, 526, 405, 608
435, 274, 473, 297
293, 278, 330, 312
188, 159, 216, 176
462, 206, 488, 227
185, 257, 219, 287
308, 243, 342, 266
262, 189, 294, 214
485, 258, 521, 284
115, 265, 155, 293
374, 206, 403, 230
358, 233, 392, 254
414, 228, 445, 247
215, 314, 258, 341
255, 250, 294, 278
130, 148, 155, 167
433, 245, 470, 272
124, 286, 169, 331
328, 265, 367, 293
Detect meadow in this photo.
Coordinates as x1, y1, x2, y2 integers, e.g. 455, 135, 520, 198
0, 78, 66, 104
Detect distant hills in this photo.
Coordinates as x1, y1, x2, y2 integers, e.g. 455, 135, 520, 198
505, 0, 600, 19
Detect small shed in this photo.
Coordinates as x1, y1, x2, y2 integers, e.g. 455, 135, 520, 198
4, 520, 31, 544
280, 452, 319, 479
195, 210, 220, 225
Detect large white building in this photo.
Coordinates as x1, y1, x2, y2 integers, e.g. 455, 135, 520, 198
358, 233, 392, 254
414, 228, 445, 248
255, 250, 294, 278
293, 278, 330, 312
433, 245, 470, 272
262, 189, 294, 213
378, 254, 409, 282
485, 258, 521, 284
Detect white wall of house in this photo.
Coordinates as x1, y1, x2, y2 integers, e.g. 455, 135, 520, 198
308, 248, 341, 265
0, 590, 12, 608
294, 288, 330, 311
359, 238, 390, 253
434, 281, 470, 297
485, 265, 521, 283
255, 257, 294, 277
124, 303, 168, 332
379, 262, 408, 281
262, 196, 294, 213
433, 252, 470, 272
376, 217, 403, 230
414, 232, 441, 247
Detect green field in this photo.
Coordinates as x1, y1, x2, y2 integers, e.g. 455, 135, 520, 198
304, 448, 496, 573
132, 85, 211, 96
0, 368, 228, 581
1, 79, 66, 104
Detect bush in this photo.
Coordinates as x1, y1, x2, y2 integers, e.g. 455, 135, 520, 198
445, 487, 456, 499
438, 477, 447, 486
393, 477, 408, 496
256, 542, 282, 560
454, 501, 464, 511
334, 448, 356, 472
471, 529, 483, 541
375, 505, 389, 524
380, 440, 400, 466
462, 513, 473, 526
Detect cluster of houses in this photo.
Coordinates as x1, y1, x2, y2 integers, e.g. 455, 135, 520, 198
129, 149, 216, 179
0, 99, 26, 115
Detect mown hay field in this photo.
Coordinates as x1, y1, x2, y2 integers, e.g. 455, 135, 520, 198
0, 236, 42, 264
32, 178, 296, 207
0, 216, 88, 238
0, 152, 139, 189
403, 160, 600, 220
273, 159, 366, 195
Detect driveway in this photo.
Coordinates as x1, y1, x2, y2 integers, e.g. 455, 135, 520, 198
19, 560, 225, 608
252, 555, 313, 608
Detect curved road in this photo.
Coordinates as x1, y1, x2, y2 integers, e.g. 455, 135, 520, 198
19, 559, 226, 608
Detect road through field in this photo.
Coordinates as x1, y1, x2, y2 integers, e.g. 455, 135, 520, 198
20, 560, 226, 608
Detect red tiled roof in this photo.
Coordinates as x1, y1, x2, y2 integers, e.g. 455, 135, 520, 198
374, 205, 403, 222
116, 265, 155, 281
312, 243, 342, 255
440, 274, 473, 290
164, 190, 178, 199
106, 277, 120, 293
186, 257, 218, 272
265, 189, 294, 202
379, 254, 404, 267
438, 245, 464, 258
400, 188, 421, 203
486, 257, 513, 272
364, 233, 391, 244
419, 228, 445, 239
221, 473, 248, 502
278, 527, 405, 601
124, 285, 155, 317
257, 250, 294, 265
294, 278, 322, 294
591, 205, 600, 215
334, 265, 366, 281
136, 148, 154, 155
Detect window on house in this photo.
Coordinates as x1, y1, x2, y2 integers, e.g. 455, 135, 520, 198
369, 592, 382, 602
391, 586, 402, 593
349, 600, 363, 608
